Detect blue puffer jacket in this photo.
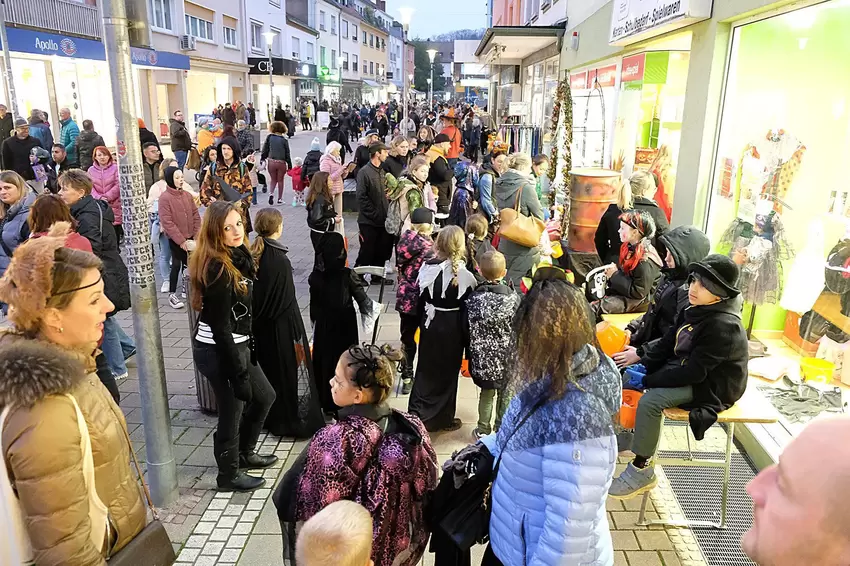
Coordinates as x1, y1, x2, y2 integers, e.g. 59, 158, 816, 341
0, 188, 37, 276
483, 345, 621, 566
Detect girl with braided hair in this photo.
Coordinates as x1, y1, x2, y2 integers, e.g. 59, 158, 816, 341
591, 209, 663, 320
407, 225, 477, 432
275, 343, 438, 566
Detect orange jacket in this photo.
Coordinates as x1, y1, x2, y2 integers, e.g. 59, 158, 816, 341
441, 124, 462, 159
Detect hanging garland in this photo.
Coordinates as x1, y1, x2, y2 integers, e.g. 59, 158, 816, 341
548, 77, 573, 235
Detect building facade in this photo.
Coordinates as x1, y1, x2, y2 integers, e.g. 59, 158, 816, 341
387, 23, 404, 101
315, 0, 342, 101
285, 0, 320, 102
338, 4, 363, 101
245, 0, 290, 124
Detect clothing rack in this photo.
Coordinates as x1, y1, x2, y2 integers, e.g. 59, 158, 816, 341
497, 124, 542, 156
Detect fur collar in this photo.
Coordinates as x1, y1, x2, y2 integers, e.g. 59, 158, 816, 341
0, 334, 89, 408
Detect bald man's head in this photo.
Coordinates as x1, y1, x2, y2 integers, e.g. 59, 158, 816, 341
743, 416, 850, 566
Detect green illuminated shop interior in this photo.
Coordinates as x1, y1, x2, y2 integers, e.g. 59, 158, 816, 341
707, 0, 850, 334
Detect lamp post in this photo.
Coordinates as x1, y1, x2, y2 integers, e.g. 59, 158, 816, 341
262, 31, 276, 126
398, 7, 413, 137
426, 48, 437, 108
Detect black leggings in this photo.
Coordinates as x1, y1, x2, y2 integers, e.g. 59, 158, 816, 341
168, 239, 188, 294
399, 312, 419, 372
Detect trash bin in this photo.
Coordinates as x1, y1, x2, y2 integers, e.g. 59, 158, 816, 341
250, 129, 261, 152
186, 281, 218, 414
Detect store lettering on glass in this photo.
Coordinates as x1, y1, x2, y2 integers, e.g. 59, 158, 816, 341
570, 72, 587, 91
621, 54, 645, 83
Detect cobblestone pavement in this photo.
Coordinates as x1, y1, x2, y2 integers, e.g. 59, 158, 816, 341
117, 130, 716, 566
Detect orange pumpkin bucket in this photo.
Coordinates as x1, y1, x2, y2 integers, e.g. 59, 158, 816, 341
596, 321, 627, 357
618, 390, 643, 429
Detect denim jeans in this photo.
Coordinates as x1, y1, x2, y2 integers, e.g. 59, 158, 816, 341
174, 150, 188, 170
150, 218, 172, 281
102, 316, 136, 377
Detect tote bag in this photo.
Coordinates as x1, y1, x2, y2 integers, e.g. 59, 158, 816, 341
498, 183, 545, 248
0, 394, 109, 565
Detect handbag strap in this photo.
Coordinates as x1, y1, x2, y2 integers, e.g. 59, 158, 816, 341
121, 424, 160, 520
513, 183, 524, 213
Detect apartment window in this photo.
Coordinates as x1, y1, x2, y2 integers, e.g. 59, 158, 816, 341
185, 14, 214, 41
223, 26, 237, 47
342, 19, 348, 38
369, 61, 374, 75
352, 24, 357, 42
292, 36, 300, 59
270, 26, 281, 55
362, 30, 367, 45
306, 41, 314, 62
352, 54, 358, 72
331, 15, 336, 35
149, 0, 172, 30
369, 34, 373, 48
319, 11, 326, 31
342, 52, 349, 70
320, 46, 326, 67
381, 38, 385, 51
251, 22, 262, 51
331, 49, 337, 69
524, 0, 540, 22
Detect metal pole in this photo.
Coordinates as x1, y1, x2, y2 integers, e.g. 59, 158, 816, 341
0, 0, 18, 120
101, 0, 177, 506
429, 68, 433, 108
268, 46, 273, 127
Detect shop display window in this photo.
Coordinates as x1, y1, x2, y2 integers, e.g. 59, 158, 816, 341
611, 50, 689, 220
707, 1, 850, 344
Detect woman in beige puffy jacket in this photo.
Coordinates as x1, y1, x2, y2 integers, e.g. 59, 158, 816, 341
0, 235, 147, 565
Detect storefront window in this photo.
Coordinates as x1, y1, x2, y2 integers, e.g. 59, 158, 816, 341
707, 1, 850, 335
571, 61, 618, 169
611, 50, 689, 219
9, 59, 50, 123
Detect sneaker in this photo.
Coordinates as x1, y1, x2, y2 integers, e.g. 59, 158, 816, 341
278, 198, 284, 205
268, 195, 274, 206
169, 293, 185, 309
261, 185, 268, 193
291, 198, 297, 207
442, 418, 463, 432
114, 372, 129, 382
608, 463, 658, 500
160, 281, 169, 293
401, 378, 413, 395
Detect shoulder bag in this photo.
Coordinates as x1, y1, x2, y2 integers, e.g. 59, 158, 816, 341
498, 182, 545, 248
437, 396, 547, 551
106, 404, 176, 566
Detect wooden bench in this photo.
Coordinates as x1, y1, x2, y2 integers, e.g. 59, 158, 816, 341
636, 387, 779, 529
602, 312, 643, 331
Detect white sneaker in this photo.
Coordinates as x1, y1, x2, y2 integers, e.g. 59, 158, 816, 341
160, 281, 169, 293
114, 372, 129, 382
169, 293, 185, 309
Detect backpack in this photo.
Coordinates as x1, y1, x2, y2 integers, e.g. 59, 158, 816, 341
385, 190, 408, 236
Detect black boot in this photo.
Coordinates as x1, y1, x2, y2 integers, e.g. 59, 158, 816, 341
216, 449, 266, 492
401, 362, 414, 395
239, 451, 279, 469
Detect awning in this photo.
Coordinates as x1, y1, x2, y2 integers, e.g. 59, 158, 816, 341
362, 79, 381, 88
475, 23, 566, 60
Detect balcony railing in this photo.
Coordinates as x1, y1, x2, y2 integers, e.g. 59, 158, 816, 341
5, 0, 101, 39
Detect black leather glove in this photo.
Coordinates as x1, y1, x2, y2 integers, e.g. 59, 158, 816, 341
231, 372, 253, 403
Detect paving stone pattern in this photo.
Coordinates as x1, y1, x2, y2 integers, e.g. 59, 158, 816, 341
118, 131, 715, 565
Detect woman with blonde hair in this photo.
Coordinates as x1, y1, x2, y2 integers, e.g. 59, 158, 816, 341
408, 225, 477, 432
382, 135, 410, 178
494, 152, 545, 286
250, 208, 324, 438
0, 236, 150, 563
595, 170, 669, 265
0, 170, 37, 277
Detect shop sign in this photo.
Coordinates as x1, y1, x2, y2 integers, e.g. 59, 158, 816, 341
508, 101, 529, 117
621, 53, 646, 83
610, 0, 713, 45
590, 64, 618, 88
570, 71, 588, 91
0, 26, 189, 69
248, 57, 317, 78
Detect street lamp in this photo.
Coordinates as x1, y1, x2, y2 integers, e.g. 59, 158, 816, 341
426, 48, 437, 108
262, 31, 276, 125
398, 7, 413, 136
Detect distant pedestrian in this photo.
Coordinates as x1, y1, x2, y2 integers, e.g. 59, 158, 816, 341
260, 121, 292, 205
58, 107, 80, 168
137, 118, 160, 153
169, 110, 193, 170
2, 118, 43, 181
27, 110, 53, 150
75, 119, 105, 171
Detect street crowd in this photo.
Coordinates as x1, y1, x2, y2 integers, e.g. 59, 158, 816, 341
0, 96, 847, 566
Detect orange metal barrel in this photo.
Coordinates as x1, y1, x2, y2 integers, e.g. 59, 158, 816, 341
568, 168, 622, 253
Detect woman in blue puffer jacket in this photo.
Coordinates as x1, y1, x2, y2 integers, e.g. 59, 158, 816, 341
480, 271, 621, 566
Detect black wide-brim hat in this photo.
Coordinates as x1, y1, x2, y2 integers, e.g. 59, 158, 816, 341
688, 254, 741, 298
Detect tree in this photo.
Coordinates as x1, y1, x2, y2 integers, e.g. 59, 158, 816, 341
428, 29, 485, 41
412, 42, 446, 93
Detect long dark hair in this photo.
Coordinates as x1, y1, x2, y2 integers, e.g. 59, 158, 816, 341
305, 171, 332, 208
512, 279, 599, 398
189, 201, 251, 311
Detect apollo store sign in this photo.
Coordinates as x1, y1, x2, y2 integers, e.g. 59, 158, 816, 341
248, 57, 317, 78
0, 26, 189, 69
610, 0, 713, 45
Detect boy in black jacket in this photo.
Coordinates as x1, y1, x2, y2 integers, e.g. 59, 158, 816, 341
613, 225, 710, 368
609, 254, 748, 500
463, 250, 521, 439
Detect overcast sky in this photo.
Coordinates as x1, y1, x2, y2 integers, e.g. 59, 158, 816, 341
385, 0, 489, 40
